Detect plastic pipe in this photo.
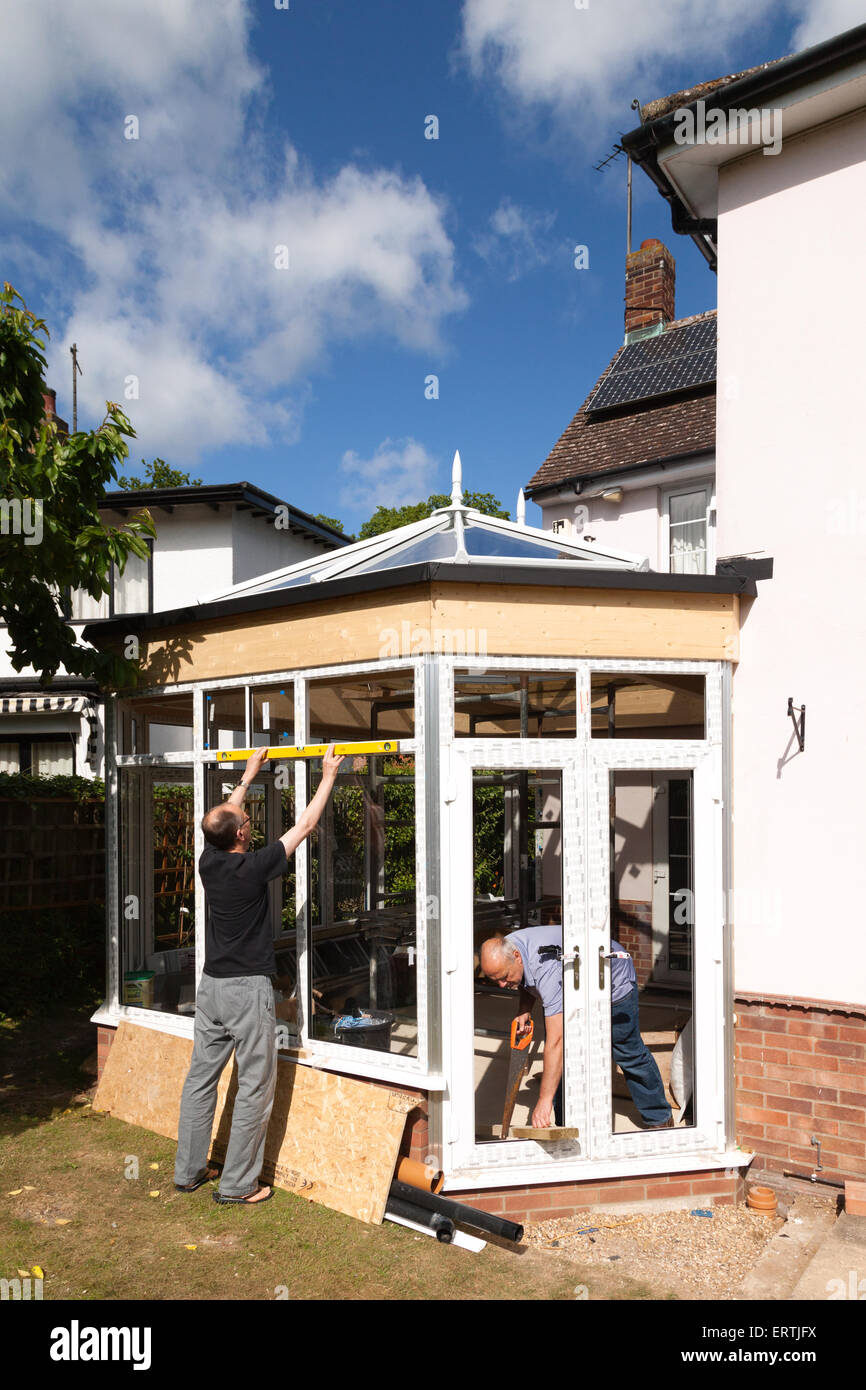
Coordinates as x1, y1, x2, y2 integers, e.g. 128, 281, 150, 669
389, 1178, 524, 1243
396, 1157, 445, 1194
385, 1195, 455, 1243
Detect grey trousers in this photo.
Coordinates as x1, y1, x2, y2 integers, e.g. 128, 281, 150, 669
174, 973, 277, 1198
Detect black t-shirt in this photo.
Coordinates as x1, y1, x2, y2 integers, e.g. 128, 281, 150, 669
200, 840, 288, 978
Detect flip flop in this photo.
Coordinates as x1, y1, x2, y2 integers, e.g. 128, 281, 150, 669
175, 1166, 220, 1193
213, 1185, 273, 1206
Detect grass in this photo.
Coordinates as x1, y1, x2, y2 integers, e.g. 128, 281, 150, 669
0, 1008, 660, 1302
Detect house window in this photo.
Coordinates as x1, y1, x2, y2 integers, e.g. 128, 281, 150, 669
0, 736, 75, 775
663, 485, 714, 575
69, 542, 152, 620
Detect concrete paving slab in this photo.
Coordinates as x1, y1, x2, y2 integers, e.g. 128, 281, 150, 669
789, 1213, 866, 1302
735, 1197, 837, 1300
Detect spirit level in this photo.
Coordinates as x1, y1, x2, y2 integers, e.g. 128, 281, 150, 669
214, 739, 406, 763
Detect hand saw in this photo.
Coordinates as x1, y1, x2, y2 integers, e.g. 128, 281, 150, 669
501, 1016, 534, 1140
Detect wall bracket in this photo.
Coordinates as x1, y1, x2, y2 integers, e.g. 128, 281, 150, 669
787, 698, 805, 752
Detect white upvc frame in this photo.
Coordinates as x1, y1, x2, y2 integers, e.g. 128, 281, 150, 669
434, 655, 736, 1188
98, 656, 444, 1089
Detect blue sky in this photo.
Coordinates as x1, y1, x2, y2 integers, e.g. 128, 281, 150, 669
1, 0, 860, 533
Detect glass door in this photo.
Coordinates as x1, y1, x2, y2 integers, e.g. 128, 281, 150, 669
444, 744, 589, 1175
584, 749, 723, 1160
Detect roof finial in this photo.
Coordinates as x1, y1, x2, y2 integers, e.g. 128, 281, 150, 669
516, 488, 526, 527
451, 449, 463, 506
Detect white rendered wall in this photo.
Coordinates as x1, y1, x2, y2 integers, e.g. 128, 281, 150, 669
541, 486, 664, 566
231, 508, 330, 585
716, 109, 866, 1004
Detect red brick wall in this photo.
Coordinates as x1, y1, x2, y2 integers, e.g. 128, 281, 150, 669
449, 1168, 744, 1224
97, 1024, 117, 1080
735, 994, 866, 1184
614, 899, 654, 989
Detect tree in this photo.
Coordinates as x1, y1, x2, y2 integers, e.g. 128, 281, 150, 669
358, 491, 509, 540
0, 283, 155, 686
314, 513, 347, 535
116, 458, 202, 490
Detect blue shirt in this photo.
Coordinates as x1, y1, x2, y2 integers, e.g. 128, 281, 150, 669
506, 926, 636, 1014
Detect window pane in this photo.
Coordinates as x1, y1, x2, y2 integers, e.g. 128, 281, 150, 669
669, 491, 707, 575
308, 671, 414, 742
118, 692, 194, 754
455, 671, 576, 738
473, 768, 563, 1142
307, 752, 417, 1057
70, 586, 109, 621
609, 770, 694, 1134
252, 684, 294, 746
204, 688, 246, 750
113, 547, 150, 615
120, 769, 196, 1017
32, 740, 74, 775
591, 674, 705, 739
0, 745, 20, 773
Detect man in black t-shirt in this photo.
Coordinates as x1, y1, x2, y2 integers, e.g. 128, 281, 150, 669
174, 743, 343, 1204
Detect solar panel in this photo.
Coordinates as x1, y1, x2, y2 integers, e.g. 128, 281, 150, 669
586, 316, 716, 413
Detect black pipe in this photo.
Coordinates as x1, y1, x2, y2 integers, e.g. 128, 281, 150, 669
389, 1178, 524, 1243
385, 1195, 455, 1243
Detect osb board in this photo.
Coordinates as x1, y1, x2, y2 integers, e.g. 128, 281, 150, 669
134, 588, 435, 684
106, 578, 738, 686
431, 583, 739, 661
94, 1022, 419, 1224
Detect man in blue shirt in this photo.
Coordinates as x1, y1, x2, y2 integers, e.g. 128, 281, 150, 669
480, 925, 673, 1130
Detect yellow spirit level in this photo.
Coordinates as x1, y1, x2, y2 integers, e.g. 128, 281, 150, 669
214, 739, 406, 763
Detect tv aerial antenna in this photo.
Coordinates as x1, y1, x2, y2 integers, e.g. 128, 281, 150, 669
593, 99, 642, 254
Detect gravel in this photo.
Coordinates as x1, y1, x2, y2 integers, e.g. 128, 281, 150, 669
524, 1204, 784, 1299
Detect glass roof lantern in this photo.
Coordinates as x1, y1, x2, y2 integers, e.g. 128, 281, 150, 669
202, 451, 648, 605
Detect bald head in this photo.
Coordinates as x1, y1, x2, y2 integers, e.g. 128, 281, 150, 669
480, 935, 522, 985
202, 803, 243, 851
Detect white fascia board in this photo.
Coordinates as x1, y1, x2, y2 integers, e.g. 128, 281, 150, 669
656, 62, 866, 220
578, 456, 715, 499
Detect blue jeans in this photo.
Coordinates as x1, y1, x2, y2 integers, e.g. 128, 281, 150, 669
553, 984, 672, 1127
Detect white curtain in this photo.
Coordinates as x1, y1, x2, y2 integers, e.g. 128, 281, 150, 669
32, 740, 74, 775
113, 548, 150, 615
669, 491, 707, 575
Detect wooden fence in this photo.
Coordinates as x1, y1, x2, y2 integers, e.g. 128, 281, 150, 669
0, 796, 106, 911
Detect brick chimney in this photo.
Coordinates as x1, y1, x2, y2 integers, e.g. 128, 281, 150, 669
625, 238, 675, 337
42, 387, 69, 434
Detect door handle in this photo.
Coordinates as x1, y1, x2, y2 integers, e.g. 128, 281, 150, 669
562, 949, 580, 990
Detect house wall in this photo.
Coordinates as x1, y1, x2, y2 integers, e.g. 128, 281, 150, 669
231, 508, 326, 586
541, 486, 664, 566
537, 457, 716, 573
716, 108, 866, 1007
717, 110, 866, 1181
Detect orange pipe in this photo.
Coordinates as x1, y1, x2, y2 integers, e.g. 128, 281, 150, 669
396, 1157, 444, 1194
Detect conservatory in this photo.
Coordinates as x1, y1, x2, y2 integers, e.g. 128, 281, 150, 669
88, 459, 754, 1208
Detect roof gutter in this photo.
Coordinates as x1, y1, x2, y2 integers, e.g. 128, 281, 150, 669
621, 21, 866, 268
526, 445, 715, 502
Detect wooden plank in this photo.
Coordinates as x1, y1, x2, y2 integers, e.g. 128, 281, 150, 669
112, 580, 737, 687
93, 1021, 418, 1225
510, 1126, 581, 1141
432, 583, 738, 662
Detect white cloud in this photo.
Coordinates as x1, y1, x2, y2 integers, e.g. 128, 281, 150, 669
460, 0, 864, 130
791, 1, 866, 49
0, 1, 467, 462
339, 439, 438, 513
474, 197, 557, 280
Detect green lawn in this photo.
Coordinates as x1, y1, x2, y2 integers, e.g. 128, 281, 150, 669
0, 1008, 658, 1301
